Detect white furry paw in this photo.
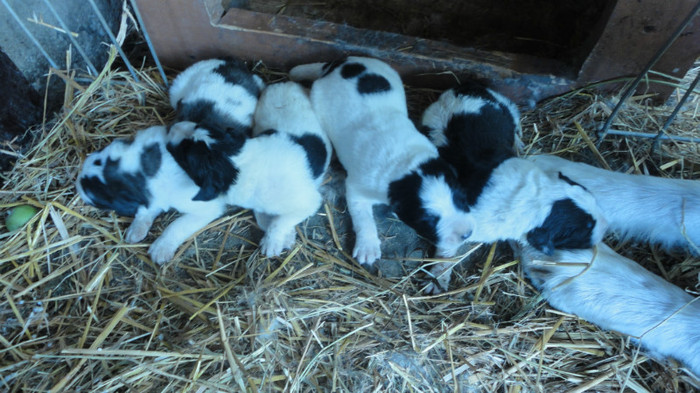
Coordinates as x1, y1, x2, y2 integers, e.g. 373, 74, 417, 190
260, 230, 296, 257
125, 221, 150, 243
352, 236, 381, 265
148, 237, 178, 265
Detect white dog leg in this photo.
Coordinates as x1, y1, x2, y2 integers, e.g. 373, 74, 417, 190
346, 187, 382, 266
426, 260, 454, 294
259, 213, 305, 257
516, 242, 700, 375
254, 211, 274, 232
149, 208, 224, 264
125, 206, 163, 243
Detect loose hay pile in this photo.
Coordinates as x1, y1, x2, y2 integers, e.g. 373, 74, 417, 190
1, 53, 699, 392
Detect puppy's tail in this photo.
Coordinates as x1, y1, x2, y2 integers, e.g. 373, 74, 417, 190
289, 60, 342, 83
420, 99, 450, 146
289, 62, 328, 83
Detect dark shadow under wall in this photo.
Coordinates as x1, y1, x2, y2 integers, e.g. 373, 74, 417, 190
0, 49, 42, 185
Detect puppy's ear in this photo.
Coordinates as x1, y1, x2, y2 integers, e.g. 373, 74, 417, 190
140, 143, 162, 177
167, 138, 238, 202
526, 227, 555, 256
527, 198, 596, 254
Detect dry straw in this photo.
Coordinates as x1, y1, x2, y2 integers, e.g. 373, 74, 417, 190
1, 49, 699, 392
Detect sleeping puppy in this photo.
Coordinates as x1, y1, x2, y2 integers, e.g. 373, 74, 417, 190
528, 154, 700, 253
249, 81, 332, 256
515, 242, 700, 376
420, 84, 607, 291
167, 58, 265, 202
77, 82, 331, 263
290, 56, 473, 284
76, 125, 228, 263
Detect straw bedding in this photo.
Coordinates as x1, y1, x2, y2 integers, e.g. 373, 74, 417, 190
1, 50, 699, 392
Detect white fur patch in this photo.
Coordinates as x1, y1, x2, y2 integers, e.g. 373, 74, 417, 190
421, 86, 522, 152
169, 59, 260, 129
291, 56, 453, 265
518, 242, 700, 375
529, 154, 700, 252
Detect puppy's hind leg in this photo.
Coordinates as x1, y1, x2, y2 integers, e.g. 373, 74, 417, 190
516, 242, 700, 375
425, 261, 454, 294
345, 185, 382, 268
254, 211, 274, 232
149, 206, 224, 264
258, 191, 323, 257
259, 202, 320, 257
125, 206, 163, 243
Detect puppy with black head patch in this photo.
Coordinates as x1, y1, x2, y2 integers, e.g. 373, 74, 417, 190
77, 126, 228, 263
167, 58, 265, 202
248, 81, 332, 256
77, 82, 331, 263
529, 154, 700, 253
290, 56, 473, 278
420, 83, 607, 291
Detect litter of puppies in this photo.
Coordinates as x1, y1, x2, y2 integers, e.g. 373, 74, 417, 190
2, 51, 699, 391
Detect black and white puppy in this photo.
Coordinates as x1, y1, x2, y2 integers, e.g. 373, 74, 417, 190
529, 154, 700, 253
77, 82, 331, 263
420, 84, 607, 291
249, 81, 332, 256
516, 242, 700, 376
167, 58, 265, 201
76, 126, 228, 263
290, 56, 473, 274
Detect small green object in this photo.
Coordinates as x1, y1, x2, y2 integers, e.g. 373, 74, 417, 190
5, 205, 38, 231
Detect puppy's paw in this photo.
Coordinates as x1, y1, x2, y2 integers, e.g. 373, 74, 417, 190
353, 236, 381, 266
148, 237, 178, 265
423, 276, 449, 295
125, 221, 150, 243
423, 263, 453, 294
260, 230, 296, 257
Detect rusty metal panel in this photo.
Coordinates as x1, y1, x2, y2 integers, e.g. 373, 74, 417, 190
578, 0, 700, 99
134, 0, 576, 105
135, 0, 699, 105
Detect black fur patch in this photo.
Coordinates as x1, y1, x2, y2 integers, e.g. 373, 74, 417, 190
434, 96, 519, 208
443, 105, 516, 168
419, 158, 457, 179
140, 143, 162, 177
177, 99, 252, 138
418, 124, 433, 137
435, 146, 498, 208
388, 172, 439, 243
213, 59, 262, 98
167, 125, 245, 201
290, 133, 328, 179
80, 157, 150, 216
259, 129, 278, 137
418, 158, 469, 212
558, 172, 588, 191
341, 63, 366, 79
453, 81, 493, 101
526, 198, 596, 255
357, 74, 391, 94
